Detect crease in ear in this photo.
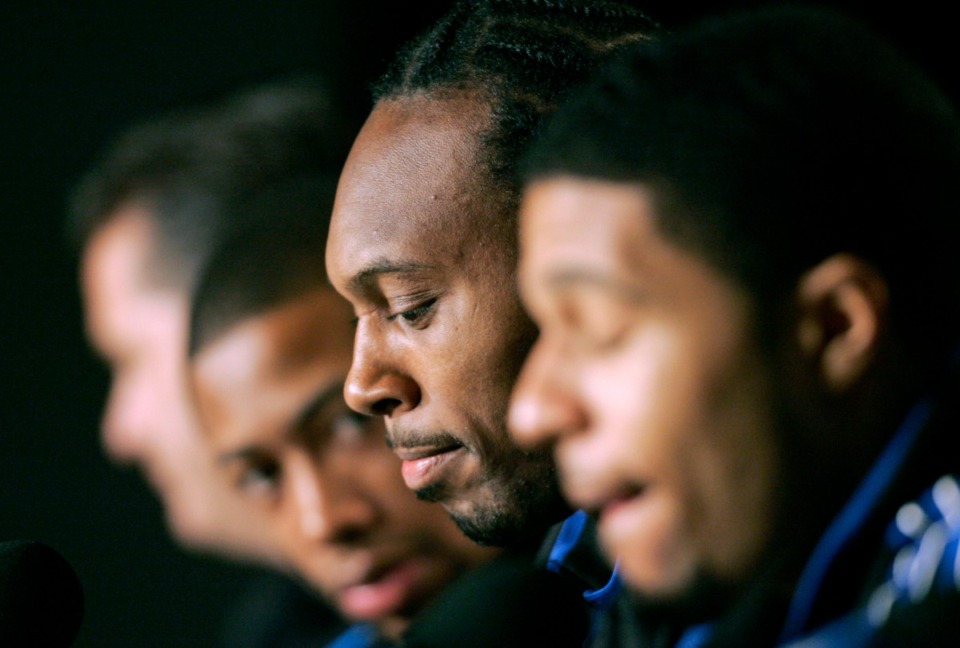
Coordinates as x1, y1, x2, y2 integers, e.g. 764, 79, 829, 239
795, 254, 889, 391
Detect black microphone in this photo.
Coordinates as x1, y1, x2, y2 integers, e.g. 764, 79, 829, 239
0, 539, 84, 646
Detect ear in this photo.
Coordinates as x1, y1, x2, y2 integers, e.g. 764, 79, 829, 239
795, 254, 889, 391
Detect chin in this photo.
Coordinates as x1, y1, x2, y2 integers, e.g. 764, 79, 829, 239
622, 563, 694, 600
450, 496, 567, 548
450, 513, 520, 547
435, 492, 512, 546
612, 540, 706, 604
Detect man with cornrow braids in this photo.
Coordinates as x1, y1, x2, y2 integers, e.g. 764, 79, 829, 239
187, 196, 594, 648
326, 1, 658, 645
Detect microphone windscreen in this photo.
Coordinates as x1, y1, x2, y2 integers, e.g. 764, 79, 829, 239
0, 539, 84, 647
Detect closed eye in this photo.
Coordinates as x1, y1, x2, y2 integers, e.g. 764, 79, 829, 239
388, 297, 437, 327
235, 458, 282, 501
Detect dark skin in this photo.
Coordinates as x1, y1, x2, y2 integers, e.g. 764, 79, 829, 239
326, 91, 568, 547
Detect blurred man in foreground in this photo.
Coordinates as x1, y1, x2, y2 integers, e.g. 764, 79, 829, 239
510, 6, 960, 645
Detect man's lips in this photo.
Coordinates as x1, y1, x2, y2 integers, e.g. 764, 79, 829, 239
394, 444, 466, 491
563, 476, 647, 521
337, 558, 428, 620
596, 484, 647, 524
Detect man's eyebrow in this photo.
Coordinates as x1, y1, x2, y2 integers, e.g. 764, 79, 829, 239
291, 380, 347, 433
545, 268, 646, 303
216, 382, 348, 467
217, 447, 260, 466
350, 260, 435, 292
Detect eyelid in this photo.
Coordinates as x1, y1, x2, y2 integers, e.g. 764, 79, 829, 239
233, 459, 281, 501
386, 288, 437, 312
386, 294, 439, 326
550, 291, 636, 354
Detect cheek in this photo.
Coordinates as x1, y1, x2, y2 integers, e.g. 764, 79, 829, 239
585, 330, 714, 594
275, 506, 340, 591
288, 548, 341, 598
273, 501, 300, 552
595, 328, 692, 468
633, 344, 778, 587
686, 366, 780, 580
468, 278, 537, 380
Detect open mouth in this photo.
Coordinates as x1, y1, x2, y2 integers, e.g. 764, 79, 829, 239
600, 484, 646, 515
597, 483, 647, 523
396, 443, 466, 492
338, 559, 428, 620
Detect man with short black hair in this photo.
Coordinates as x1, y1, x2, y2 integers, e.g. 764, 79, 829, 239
510, 6, 960, 645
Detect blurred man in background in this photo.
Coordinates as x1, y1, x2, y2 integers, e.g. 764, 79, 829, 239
72, 78, 352, 644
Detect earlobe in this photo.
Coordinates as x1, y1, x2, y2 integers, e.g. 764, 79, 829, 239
795, 254, 889, 391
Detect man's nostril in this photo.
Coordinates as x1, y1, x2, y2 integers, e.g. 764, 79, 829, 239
370, 398, 402, 417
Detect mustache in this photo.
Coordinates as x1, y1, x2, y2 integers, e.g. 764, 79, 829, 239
385, 427, 466, 453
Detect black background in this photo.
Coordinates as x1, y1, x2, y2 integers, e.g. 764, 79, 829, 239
1, 2, 954, 645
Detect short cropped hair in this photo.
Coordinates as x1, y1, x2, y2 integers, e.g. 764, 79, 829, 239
187, 175, 337, 357
68, 76, 350, 291
524, 5, 960, 364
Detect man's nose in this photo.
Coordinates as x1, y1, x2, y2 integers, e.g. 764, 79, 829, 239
509, 335, 586, 448
344, 319, 421, 417
101, 373, 155, 464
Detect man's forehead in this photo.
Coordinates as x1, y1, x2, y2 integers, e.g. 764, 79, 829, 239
328, 95, 502, 288
82, 208, 153, 287
334, 100, 487, 219
82, 211, 182, 348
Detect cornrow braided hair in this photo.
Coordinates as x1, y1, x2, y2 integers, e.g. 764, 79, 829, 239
373, 0, 657, 198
